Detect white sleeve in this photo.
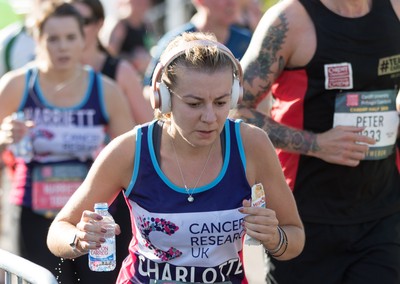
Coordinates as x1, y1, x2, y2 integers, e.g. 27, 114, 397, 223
0, 23, 21, 77
0, 23, 36, 78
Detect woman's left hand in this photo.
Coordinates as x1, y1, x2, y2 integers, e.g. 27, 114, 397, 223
239, 199, 280, 250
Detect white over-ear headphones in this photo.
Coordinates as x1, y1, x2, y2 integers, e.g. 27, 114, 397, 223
150, 40, 243, 114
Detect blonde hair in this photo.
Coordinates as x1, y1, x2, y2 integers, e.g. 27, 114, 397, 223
155, 32, 237, 119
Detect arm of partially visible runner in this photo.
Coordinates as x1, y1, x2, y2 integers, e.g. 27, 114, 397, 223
231, 1, 375, 167
0, 69, 27, 153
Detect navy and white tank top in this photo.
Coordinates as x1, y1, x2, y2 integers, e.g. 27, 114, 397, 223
11, 66, 109, 215
118, 119, 252, 284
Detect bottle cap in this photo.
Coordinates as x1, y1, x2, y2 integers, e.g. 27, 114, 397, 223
94, 202, 109, 210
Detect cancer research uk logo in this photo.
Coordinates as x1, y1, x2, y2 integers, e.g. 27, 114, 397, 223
138, 215, 182, 261
324, 62, 353, 90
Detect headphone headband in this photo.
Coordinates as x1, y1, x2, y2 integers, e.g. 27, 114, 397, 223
150, 39, 243, 113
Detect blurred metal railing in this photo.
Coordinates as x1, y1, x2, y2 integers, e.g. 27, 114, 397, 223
0, 249, 58, 284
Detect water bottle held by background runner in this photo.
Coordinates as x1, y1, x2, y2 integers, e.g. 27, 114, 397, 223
89, 202, 117, 272
8, 111, 34, 162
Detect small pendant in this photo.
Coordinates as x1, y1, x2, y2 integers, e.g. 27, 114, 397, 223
188, 196, 194, 202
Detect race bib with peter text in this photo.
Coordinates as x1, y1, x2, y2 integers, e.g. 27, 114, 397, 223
333, 90, 399, 160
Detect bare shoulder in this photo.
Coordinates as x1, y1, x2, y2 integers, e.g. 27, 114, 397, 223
239, 122, 272, 151
245, 0, 315, 70
0, 67, 30, 111
391, 0, 400, 19
104, 127, 137, 158
100, 72, 125, 99
0, 67, 28, 90
115, 58, 141, 82
108, 19, 126, 44
269, 0, 315, 68
111, 20, 125, 34
259, 0, 311, 33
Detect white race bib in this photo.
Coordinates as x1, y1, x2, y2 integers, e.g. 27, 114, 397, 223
333, 90, 399, 160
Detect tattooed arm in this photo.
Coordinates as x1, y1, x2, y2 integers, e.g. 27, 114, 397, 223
232, 0, 375, 166
233, 2, 318, 155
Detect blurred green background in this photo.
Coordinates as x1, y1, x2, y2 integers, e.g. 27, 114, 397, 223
262, 0, 279, 11
0, 0, 280, 30
0, 0, 21, 29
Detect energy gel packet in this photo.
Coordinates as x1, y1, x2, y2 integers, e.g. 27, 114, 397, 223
244, 183, 266, 246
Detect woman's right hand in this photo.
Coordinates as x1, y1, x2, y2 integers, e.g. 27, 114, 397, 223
311, 125, 376, 167
74, 210, 107, 252
74, 210, 121, 252
0, 114, 34, 146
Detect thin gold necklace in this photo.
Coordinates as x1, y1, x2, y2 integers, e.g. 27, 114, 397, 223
170, 137, 215, 202
41, 69, 82, 94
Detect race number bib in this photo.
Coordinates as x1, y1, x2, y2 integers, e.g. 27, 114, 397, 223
333, 90, 399, 160
32, 162, 89, 218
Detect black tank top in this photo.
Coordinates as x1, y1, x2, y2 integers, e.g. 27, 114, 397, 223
120, 21, 147, 54
271, 0, 400, 224
101, 54, 120, 80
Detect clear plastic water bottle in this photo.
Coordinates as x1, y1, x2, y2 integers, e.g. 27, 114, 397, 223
9, 111, 33, 163
88, 202, 116, 272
